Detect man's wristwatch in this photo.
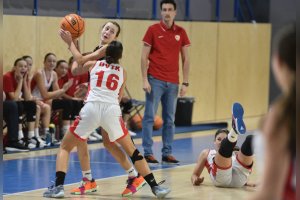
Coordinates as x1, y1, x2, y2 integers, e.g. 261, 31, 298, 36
182, 82, 189, 87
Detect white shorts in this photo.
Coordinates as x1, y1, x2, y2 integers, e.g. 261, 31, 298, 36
69, 101, 128, 142
209, 155, 252, 188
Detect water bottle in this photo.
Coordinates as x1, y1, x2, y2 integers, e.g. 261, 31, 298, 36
47, 123, 55, 146
49, 123, 56, 145
45, 131, 52, 146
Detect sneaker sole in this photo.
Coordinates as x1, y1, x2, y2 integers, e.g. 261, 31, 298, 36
5, 147, 29, 152
70, 186, 98, 195
43, 191, 64, 198
155, 189, 171, 198
121, 180, 147, 197
232, 102, 246, 134
161, 161, 180, 165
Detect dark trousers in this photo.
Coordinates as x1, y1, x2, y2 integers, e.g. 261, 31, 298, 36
3, 100, 19, 143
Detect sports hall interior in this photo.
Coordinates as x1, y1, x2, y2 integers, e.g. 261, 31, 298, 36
2, 0, 296, 199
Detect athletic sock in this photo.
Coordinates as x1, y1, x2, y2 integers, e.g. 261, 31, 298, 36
34, 128, 40, 137
228, 128, 239, 142
18, 130, 24, 140
28, 131, 34, 139
144, 173, 158, 188
55, 171, 66, 186
126, 166, 138, 178
82, 170, 93, 181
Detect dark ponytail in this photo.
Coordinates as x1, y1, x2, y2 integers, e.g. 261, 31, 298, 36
105, 41, 123, 64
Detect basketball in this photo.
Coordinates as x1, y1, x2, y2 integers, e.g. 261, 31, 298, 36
130, 114, 143, 130
60, 14, 85, 39
153, 115, 163, 130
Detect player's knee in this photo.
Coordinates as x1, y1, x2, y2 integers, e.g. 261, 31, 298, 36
130, 149, 144, 164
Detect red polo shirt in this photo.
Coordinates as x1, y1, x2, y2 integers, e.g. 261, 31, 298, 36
142, 21, 190, 83
65, 69, 89, 97
3, 71, 18, 100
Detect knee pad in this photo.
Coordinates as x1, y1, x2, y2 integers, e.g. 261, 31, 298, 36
130, 149, 144, 164
241, 135, 254, 156
25, 101, 37, 122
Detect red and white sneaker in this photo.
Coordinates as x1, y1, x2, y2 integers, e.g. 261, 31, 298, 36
70, 178, 98, 195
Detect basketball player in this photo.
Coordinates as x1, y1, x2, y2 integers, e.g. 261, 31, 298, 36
59, 21, 147, 197
250, 24, 295, 200
43, 40, 171, 198
191, 103, 255, 188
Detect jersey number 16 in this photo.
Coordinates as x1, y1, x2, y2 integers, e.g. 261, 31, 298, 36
96, 71, 119, 91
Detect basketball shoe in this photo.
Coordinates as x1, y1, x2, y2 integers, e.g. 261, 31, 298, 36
70, 178, 98, 195
122, 175, 147, 197
43, 184, 64, 198
232, 102, 246, 134
151, 185, 171, 198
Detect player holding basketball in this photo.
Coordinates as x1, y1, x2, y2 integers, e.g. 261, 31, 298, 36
59, 21, 148, 197
191, 103, 255, 188
43, 40, 171, 198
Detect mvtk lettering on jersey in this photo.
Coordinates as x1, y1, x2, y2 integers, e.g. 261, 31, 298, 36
98, 61, 120, 71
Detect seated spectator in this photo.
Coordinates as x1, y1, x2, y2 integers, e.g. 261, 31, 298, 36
23, 55, 52, 146
3, 57, 38, 149
31, 53, 72, 141
3, 92, 29, 152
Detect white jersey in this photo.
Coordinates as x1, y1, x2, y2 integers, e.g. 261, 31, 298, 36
31, 69, 54, 100
86, 60, 124, 105
205, 149, 252, 188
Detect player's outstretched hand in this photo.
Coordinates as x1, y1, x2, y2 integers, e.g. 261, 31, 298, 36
191, 175, 204, 186
59, 29, 72, 46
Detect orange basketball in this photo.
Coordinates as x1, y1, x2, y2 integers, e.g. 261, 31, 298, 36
153, 115, 163, 130
130, 114, 143, 130
60, 14, 85, 39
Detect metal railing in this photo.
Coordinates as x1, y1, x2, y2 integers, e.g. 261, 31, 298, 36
13, 0, 256, 22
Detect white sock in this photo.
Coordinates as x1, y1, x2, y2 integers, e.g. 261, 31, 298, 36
126, 166, 138, 178
18, 130, 24, 140
34, 128, 40, 137
28, 131, 34, 138
82, 170, 93, 181
44, 128, 49, 135
228, 129, 239, 143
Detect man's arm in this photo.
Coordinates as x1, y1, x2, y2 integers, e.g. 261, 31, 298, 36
141, 43, 151, 93
180, 46, 190, 97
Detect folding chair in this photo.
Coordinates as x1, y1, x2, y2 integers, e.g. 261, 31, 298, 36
124, 86, 145, 121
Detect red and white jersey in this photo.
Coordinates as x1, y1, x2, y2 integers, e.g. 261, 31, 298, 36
205, 149, 217, 173
86, 60, 124, 105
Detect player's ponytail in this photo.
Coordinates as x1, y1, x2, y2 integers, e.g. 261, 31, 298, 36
105, 41, 123, 64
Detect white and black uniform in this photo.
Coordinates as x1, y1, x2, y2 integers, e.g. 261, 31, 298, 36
205, 149, 252, 188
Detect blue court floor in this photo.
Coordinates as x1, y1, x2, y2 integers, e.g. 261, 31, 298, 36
3, 132, 248, 195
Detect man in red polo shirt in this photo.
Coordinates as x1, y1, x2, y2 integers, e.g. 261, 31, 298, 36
141, 0, 191, 164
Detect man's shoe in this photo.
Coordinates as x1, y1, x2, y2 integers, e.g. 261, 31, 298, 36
232, 102, 246, 134
70, 178, 98, 195
145, 155, 159, 164
5, 142, 29, 152
151, 185, 171, 198
162, 155, 180, 165
122, 175, 147, 197
43, 184, 64, 198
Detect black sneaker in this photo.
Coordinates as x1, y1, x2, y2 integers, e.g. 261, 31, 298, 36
162, 155, 180, 165
6, 142, 30, 152
145, 155, 159, 164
